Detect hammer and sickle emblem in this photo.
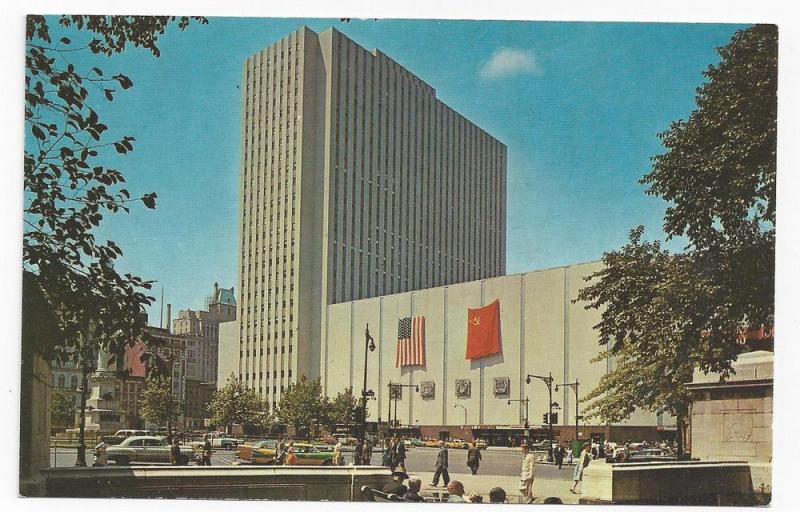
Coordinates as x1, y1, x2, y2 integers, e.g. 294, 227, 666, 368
471, 316, 481, 326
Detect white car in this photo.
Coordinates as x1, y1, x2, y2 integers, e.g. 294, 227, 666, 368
105, 436, 189, 466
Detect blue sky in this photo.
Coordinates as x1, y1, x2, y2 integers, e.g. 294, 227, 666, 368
34, 17, 746, 325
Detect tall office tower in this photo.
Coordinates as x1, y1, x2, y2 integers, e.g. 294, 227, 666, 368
238, 27, 506, 408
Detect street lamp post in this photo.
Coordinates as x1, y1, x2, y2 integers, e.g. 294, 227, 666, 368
555, 379, 580, 441
453, 404, 467, 426
361, 324, 376, 442
507, 397, 530, 429
525, 372, 555, 441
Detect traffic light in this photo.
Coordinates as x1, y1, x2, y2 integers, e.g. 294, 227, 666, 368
550, 412, 558, 424
543, 413, 548, 424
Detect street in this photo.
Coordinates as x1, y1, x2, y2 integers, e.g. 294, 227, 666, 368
51, 444, 572, 480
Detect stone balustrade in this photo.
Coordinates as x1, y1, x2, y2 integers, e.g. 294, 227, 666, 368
44, 465, 393, 501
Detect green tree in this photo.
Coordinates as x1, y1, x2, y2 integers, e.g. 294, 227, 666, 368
576, 227, 717, 453
50, 388, 76, 428
329, 386, 359, 427
641, 24, 776, 346
577, 25, 777, 454
25, 14, 205, 365
207, 376, 266, 433
275, 376, 330, 437
138, 375, 182, 428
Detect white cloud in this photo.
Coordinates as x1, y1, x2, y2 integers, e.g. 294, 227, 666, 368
480, 47, 540, 79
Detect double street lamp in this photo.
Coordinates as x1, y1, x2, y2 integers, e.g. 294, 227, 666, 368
507, 397, 530, 429
555, 379, 580, 441
525, 372, 555, 441
387, 382, 418, 436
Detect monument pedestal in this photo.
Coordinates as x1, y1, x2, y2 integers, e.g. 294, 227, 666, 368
687, 350, 772, 498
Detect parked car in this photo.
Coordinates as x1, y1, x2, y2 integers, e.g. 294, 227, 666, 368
189, 434, 240, 450
446, 439, 469, 449
474, 440, 488, 450
627, 448, 677, 462
235, 439, 276, 461
105, 436, 189, 466
410, 438, 426, 447
250, 441, 279, 465
423, 438, 440, 448
113, 429, 151, 438
252, 442, 335, 466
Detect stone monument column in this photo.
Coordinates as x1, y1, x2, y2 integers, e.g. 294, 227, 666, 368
83, 346, 123, 433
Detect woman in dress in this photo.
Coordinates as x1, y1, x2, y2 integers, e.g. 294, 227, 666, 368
570, 443, 592, 493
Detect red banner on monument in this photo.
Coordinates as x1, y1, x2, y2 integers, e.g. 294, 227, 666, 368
466, 299, 501, 359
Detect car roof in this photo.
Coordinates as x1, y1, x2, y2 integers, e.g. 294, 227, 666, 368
124, 436, 165, 442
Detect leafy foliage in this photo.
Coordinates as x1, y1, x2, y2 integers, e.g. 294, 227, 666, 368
23, 15, 206, 366
641, 24, 776, 343
329, 386, 360, 426
50, 388, 76, 428
207, 376, 267, 430
275, 376, 330, 433
138, 375, 183, 427
577, 26, 777, 451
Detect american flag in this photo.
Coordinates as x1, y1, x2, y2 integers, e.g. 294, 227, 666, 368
396, 316, 426, 367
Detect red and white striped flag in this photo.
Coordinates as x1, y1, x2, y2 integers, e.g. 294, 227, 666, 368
396, 316, 426, 367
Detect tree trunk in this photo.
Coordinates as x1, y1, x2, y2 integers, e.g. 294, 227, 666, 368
675, 412, 685, 457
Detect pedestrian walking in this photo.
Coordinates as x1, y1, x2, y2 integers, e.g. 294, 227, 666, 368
393, 436, 407, 472
170, 437, 181, 465
382, 437, 393, 467
364, 438, 373, 464
201, 434, 212, 466
466, 442, 482, 475
276, 437, 288, 465
333, 440, 344, 466
554, 442, 565, 470
570, 443, 592, 494
520, 443, 535, 503
93, 436, 108, 467
354, 438, 364, 465
430, 440, 450, 487
285, 446, 298, 465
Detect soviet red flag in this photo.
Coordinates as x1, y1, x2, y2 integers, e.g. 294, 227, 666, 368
466, 299, 501, 359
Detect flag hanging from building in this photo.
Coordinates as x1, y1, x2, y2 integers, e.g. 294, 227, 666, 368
466, 299, 502, 359
396, 316, 426, 367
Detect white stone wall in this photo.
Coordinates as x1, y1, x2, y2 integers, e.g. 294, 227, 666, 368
322, 261, 666, 429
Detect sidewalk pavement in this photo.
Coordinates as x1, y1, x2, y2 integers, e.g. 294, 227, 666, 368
409, 471, 581, 505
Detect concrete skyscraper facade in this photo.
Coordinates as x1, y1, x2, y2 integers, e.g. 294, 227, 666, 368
236, 26, 506, 409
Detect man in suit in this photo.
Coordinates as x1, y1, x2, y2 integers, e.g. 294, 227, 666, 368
431, 440, 450, 487
466, 441, 482, 475
393, 436, 406, 471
